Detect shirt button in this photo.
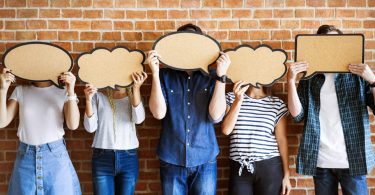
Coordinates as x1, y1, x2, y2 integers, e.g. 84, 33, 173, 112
188, 77, 191, 79
204, 88, 207, 91
187, 115, 190, 119
188, 102, 190, 105
38, 186, 43, 190
171, 90, 173, 93
187, 89, 190, 92
187, 143, 190, 146
37, 166, 42, 170
187, 129, 190, 132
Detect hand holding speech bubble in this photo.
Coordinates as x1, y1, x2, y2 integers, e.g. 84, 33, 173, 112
77, 47, 145, 89
295, 34, 364, 79
2, 42, 73, 87
152, 32, 221, 74
225, 45, 287, 87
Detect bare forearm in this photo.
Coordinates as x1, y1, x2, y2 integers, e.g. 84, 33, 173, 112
209, 81, 226, 121
278, 139, 290, 177
287, 82, 302, 117
149, 73, 166, 119
0, 90, 8, 127
65, 101, 80, 130
222, 101, 241, 135
132, 87, 141, 107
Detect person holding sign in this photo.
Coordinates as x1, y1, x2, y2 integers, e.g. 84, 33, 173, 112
83, 71, 147, 195
147, 24, 229, 195
287, 25, 375, 195
0, 68, 81, 195
222, 81, 291, 195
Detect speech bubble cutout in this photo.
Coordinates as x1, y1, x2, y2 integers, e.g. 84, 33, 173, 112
295, 34, 364, 79
153, 32, 221, 74
225, 45, 287, 87
2, 42, 73, 87
77, 47, 145, 89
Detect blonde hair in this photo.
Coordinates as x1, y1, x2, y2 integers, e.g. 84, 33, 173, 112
106, 87, 133, 142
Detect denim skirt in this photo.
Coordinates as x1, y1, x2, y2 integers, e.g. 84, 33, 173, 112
8, 139, 81, 195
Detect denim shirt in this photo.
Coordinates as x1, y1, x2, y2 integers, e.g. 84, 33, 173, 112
294, 73, 375, 176
157, 68, 220, 167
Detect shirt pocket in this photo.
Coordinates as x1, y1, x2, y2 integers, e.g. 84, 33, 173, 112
166, 88, 183, 109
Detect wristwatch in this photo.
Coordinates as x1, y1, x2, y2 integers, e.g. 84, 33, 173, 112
215, 75, 227, 83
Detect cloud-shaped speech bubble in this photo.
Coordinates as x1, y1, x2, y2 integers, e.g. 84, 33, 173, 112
2, 42, 73, 87
295, 34, 364, 79
77, 47, 145, 89
225, 45, 287, 87
153, 32, 221, 74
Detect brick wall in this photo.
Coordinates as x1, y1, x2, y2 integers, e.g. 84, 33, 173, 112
0, 0, 374, 194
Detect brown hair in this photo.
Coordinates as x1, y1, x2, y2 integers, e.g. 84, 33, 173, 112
177, 23, 203, 34
317, 25, 343, 35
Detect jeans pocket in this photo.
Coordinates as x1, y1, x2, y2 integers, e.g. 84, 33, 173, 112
125, 149, 138, 156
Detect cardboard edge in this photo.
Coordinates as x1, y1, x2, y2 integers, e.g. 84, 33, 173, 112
224, 44, 288, 88
2, 41, 73, 89
294, 34, 365, 80
151, 31, 222, 76
76, 46, 146, 90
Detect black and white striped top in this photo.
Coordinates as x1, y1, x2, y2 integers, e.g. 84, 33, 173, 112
226, 92, 288, 167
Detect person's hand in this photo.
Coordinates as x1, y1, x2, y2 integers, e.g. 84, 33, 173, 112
59, 72, 76, 95
216, 52, 231, 77
132, 71, 148, 90
84, 84, 97, 102
0, 68, 15, 91
287, 61, 309, 83
349, 63, 375, 84
147, 50, 161, 74
233, 81, 249, 101
281, 176, 291, 195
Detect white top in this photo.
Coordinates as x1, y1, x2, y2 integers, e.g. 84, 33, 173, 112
83, 92, 145, 150
9, 85, 68, 145
226, 92, 288, 175
317, 73, 349, 168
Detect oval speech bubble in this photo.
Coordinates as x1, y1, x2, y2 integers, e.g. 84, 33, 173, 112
77, 47, 145, 89
225, 45, 287, 87
153, 32, 221, 74
2, 42, 73, 87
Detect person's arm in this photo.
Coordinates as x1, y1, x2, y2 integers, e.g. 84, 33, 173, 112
61, 72, 80, 130
348, 63, 375, 104
0, 68, 18, 128
209, 52, 231, 122
222, 81, 249, 135
274, 115, 291, 195
147, 50, 167, 120
131, 71, 147, 124
83, 84, 98, 133
287, 62, 308, 119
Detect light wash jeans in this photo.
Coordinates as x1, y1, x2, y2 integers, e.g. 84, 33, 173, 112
8, 139, 81, 195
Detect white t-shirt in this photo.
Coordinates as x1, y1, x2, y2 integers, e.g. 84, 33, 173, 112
9, 85, 68, 145
83, 92, 145, 150
317, 73, 349, 168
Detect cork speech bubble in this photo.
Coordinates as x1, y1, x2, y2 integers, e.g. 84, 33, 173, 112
2, 42, 73, 87
225, 45, 287, 87
77, 47, 145, 89
153, 32, 221, 74
295, 34, 364, 79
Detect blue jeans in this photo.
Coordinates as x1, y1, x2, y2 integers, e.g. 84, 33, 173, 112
314, 168, 368, 195
8, 139, 81, 195
92, 148, 139, 195
160, 159, 217, 195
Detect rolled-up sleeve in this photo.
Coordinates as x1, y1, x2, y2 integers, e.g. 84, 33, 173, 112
132, 101, 145, 124
293, 80, 307, 123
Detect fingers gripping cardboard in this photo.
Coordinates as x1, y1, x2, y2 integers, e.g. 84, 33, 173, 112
152, 32, 221, 74
225, 45, 287, 87
295, 34, 364, 79
77, 47, 145, 89
2, 42, 73, 87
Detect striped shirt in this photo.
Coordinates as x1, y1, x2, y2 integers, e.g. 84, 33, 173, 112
226, 92, 288, 175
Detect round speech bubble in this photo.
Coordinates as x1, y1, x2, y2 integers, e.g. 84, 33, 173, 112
77, 47, 145, 89
153, 32, 221, 74
2, 42, 73, 87
225, 44, 287, 87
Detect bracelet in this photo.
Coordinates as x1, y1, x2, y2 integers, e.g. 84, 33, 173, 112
66, 94, 79, 103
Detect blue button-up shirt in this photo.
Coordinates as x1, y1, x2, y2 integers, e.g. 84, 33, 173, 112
295, 73, 375, 176
157, 68, 220, 167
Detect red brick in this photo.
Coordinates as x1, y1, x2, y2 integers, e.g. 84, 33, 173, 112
328, 0, 346, 7
197, 20, 217, 29
71, 0, 92, 7
181, 0, 200, 8
245, 0, 263, 7
70, 20, 91, 30
348, 0, 366, 6
286, 0, 305, 6
16, 31, 36, 40
5, 21, 25, 30
17, 9, 38, 18
336, 9, 356, 18
272, 30, 292, 40
37, 31, 57, 40
232, 9, 252, 18
6, 0, 26, 7
147, 10, 167, 19
26, 20, 47, 29
249, 30, 270, 40
39, 9, 60, 18
239, 20, 258, 28
203, 0, 221, 7
0, 9, 15, 18
156, 21, 175, 30
281, 20, 300, 29
83, 10, 103, 18
0, 32, 14, 40
224, 0, 243, 8
254, 9, 272, 18
260, 20, 279, 29
50, 0, 70, 7
301, 20, 321, 28
229, 31, 249, 40
143, 32, 163, 40
102, 32, 122, 41
265, 0, 284, 7
274, 9, 294, 18
295, 9, 314, 18
315, 8, 334, 18
137, 0, 157, 8
168, 10, 188, 19
159, 0, 179, 8
219, 20, 239, 29
306, 0, 325, 7
59, 31, 79, 41
114, 21, 133, 30
364, 20, 375, 28
48, 20, 69, 29
135, 21, 155, 30
126, 10, 146, 19
211, 9, 231, 18
123, 32, 142, 41
115, 0, 135, 7
191, 10, 211, 19
356, 10, 375, 18
28, 0, 48, 6
92, 21, 112, 30
62, 9, 82, 18
93, 0, 113, 7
